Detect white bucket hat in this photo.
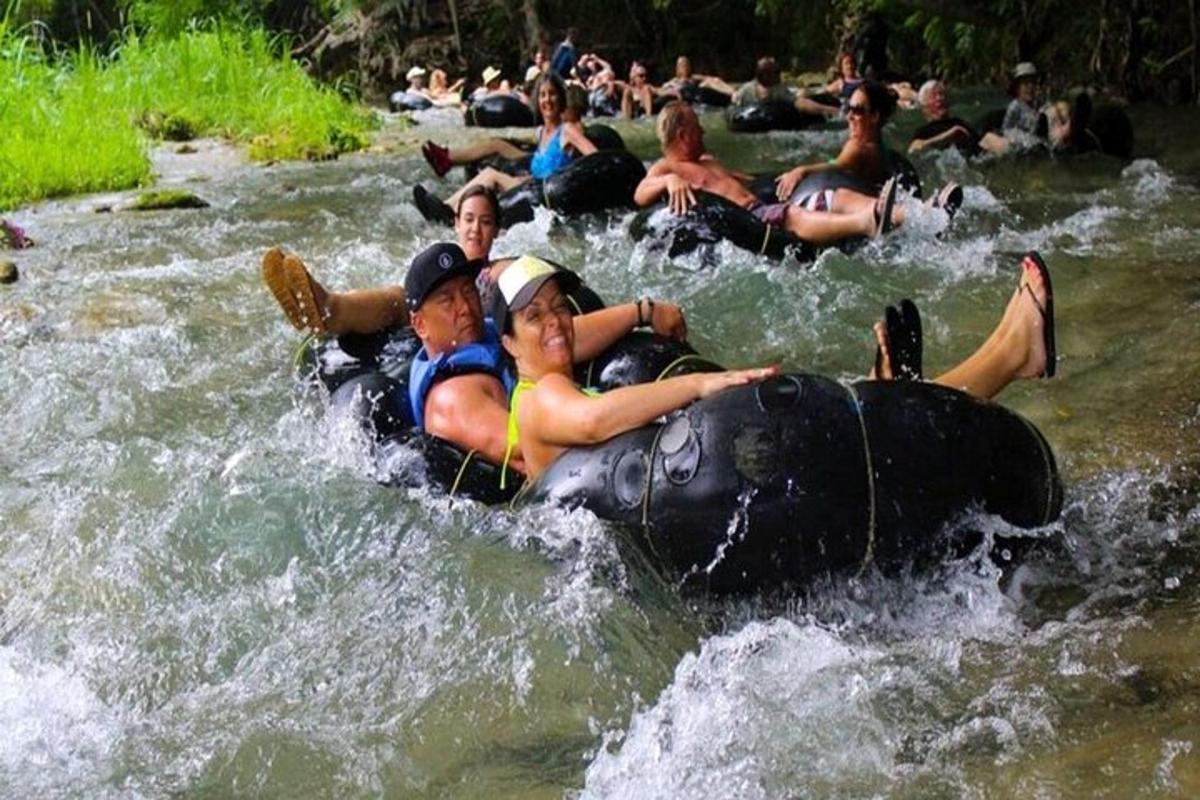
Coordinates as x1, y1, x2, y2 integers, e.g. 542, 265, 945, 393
1012, 62, 1038, 80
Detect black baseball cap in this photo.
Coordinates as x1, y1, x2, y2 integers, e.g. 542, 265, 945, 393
491, 255, 581, 333
404, 242, 484, 312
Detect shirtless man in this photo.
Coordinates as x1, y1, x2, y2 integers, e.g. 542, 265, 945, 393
634, 101, 899, 244
660, 55, 736, 100
621, 61, 664, 118
732, 57, 842, 119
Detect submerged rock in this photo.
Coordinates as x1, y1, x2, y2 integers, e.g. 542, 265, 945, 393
127, 190, 210, 211
0, 219, 33, 249
139, 110, 198, 142
0, 260, 18, 284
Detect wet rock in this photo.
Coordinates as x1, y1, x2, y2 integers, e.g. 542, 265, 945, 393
175, 143, 198, 154
139, 110, 198, 142
0, 219, 32, 249
127, 190, 210, 211
0, 260, 18, 284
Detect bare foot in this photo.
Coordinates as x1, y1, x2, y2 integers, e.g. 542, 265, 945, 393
1007, 256, 1052, 379
869, 320, 894, 380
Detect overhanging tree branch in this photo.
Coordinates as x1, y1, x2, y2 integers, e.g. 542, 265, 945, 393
889, 0, 1005, 27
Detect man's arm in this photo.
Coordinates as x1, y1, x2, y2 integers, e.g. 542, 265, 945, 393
634, 162, 697, 213
909, 125, 971, 154
423, 374, 523, 471
774, 137, 868, 200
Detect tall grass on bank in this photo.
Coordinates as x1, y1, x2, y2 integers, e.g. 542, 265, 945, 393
0, 18, 376, 211
0, 16, 151, 210
105, 26, 376, 161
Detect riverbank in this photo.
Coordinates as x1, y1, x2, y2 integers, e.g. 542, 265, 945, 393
0, 24, 377, 213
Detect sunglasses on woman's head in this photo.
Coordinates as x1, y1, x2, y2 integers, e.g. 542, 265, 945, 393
846, 103, 870, 116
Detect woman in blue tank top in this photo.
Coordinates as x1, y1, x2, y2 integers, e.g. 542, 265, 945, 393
422, 73, 597, 216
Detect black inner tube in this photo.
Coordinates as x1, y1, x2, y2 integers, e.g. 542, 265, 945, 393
629, 190, 816, 263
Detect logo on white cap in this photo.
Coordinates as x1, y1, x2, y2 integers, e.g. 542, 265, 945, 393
498, 255, 555, 305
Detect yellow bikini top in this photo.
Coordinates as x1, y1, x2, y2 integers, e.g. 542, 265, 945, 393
501, 378, 598, 490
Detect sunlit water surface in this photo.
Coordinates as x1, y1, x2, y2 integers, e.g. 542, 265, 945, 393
1, 95, 1198, 798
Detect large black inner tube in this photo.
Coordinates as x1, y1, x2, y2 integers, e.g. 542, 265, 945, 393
498, 150, 647, 227
295, 327, 1063, 593
1076, 104, 1134, 159
726, 101, 823, 133
677, 83, 732, 108
389, 90, 433, 112
746, 150, 921, 203
522, 374, 1063, 593
628, 190, 816, 263
465, 94, 535, 128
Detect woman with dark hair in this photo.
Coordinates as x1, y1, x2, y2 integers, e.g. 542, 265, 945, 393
496, 252, 1057, 484
262, 187, 505, 337
775, 80, 899, 200
494, 256, 776, 481
417, 73, 598, 220
824, 51, 863, 103
769, 80, 965, 227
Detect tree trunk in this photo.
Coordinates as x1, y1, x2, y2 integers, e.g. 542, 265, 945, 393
521, 0, 543, 54
890, 0, 1004, 27
1192, 0, 1199, 103
447, 0, 463, 54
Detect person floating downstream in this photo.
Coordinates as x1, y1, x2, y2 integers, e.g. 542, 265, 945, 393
494, 251, 1057, 483
416, 73, 597, 222
494, 255, 778, 481
1004, 62, 1042, 138
909, 80, 1009, 157
263, 194, 688, 474
732, 56, 843, 120
635, 101, 905, 245
469, 65, 515, 103
620, 61, 663, 119
660, 55, 736, 102
775, 80, 904, 198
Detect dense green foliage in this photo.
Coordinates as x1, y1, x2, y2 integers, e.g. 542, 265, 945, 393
0, 2, 375, 211
0, 11, 150, 210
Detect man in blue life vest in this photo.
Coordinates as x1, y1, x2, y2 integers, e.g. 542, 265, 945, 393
402, 243, 686, 475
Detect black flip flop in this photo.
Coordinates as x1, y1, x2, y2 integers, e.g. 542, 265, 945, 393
874, 176, 898, 237
1021, 251, 1057, 378
938, 184, 964, 223
896, 298, 924, 381
413, 185, 455, 226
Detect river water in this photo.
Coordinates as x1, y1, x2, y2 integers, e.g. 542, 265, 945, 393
2, 94, 1198, 798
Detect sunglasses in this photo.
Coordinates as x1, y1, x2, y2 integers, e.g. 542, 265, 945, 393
846, 103, 871, 117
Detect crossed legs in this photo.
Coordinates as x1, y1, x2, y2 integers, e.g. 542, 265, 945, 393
873, 254, 1054, 400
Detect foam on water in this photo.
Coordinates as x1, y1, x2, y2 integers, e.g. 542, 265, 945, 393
3, 107, 1200, 797
0, 646, 124, 797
